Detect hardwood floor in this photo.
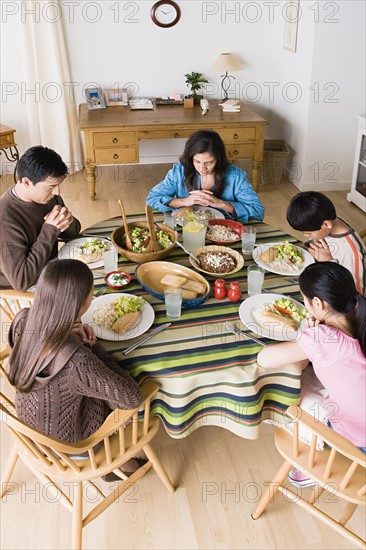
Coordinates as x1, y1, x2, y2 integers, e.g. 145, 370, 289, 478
1, 167, 365, 550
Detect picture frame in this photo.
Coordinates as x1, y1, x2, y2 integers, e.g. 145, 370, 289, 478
104, 88, 128, 107
283, 0, 299, 53
86, 87, 106, 110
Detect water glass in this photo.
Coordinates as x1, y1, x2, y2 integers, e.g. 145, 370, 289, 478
164, 287, 182, 320
182, 217, 208, 252
247, 265, 265, 296
103, 248, 118, 272
241, 227, 257, 256
163, 211, 177, 231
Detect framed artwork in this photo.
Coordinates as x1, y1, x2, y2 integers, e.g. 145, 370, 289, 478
104, 88, 128, 107
86, 87, 106, 110
283, 0, 299, 53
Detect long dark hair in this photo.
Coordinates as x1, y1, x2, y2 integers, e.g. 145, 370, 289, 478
299, 262, 366, 356
9, 259, 94, 391
179, 130, 229, 195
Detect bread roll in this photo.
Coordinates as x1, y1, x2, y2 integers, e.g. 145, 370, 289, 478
77, 250, 103, 264
112, 311, 140, 334
181, 279, 206, 294
175, 206, 194, 219
260, 247, 277, 263
181, 288, 198, 299
261, 310, 298, 330
160, 274, 187, 287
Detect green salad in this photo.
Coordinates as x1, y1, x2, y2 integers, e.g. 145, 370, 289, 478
79, 238, 110, 253
125, 227, 173, 253
113, 296, 144, 318
273, 241, 303, 266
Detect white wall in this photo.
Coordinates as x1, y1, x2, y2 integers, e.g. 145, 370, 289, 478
303, 0, 366, 190
1, 0, 365, 190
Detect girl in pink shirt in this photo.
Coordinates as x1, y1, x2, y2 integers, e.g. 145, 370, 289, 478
257, 262, 366, 486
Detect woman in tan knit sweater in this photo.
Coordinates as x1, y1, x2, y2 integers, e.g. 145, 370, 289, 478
8, 259, 144, 476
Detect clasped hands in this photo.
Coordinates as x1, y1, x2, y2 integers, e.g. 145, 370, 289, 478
305, 238, 334, 262
72, 323, 97, 345
185, 189, 227, 210
44, 205, 74, 232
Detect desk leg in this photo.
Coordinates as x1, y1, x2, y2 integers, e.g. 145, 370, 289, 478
86, 162, 96, 200
252, 161, 261, 191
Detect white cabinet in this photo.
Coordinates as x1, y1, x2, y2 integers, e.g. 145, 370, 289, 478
347, 115, 366, 212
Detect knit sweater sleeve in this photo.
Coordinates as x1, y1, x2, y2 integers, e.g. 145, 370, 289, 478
69, 346, 142, 409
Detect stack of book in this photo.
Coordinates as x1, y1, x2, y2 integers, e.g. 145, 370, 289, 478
219, 99, 241, 112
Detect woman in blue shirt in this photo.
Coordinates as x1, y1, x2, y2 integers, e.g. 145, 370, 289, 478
146, 130, 264, 222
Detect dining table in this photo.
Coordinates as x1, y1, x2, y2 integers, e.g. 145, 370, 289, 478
81, 212, 305, 440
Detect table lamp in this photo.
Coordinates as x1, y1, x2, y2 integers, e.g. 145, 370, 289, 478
210, 53, 243, 100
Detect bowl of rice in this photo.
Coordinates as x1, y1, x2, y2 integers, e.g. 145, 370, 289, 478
206, 220, 244, 245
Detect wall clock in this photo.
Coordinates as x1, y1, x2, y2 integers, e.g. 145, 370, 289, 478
151, 0, 181, 28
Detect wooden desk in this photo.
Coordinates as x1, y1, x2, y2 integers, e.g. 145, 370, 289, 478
0, 124, 19, 182
79, 101, 267, 200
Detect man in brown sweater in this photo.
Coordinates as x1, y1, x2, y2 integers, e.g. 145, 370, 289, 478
0, 146, 81, 291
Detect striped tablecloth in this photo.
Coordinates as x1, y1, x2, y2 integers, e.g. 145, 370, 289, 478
84, 212, 304, 439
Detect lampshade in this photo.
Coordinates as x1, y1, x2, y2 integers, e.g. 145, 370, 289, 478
210, 53, 243, 73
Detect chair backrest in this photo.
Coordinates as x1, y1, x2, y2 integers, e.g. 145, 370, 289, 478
0, 373, 159, 480
0, 290, 35, 351
0, 290, 35, 323
283, 405, 366, 501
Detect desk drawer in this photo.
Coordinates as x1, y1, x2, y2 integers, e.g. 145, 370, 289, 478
94, 132, 135, 147
226, 143, 255, 159
215, 128, 255, 142
138, 129, 195, 140
95, 147, 137, 164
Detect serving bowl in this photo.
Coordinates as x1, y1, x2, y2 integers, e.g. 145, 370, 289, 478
189, 245, 244, 277
104, 270, 131, 290
135, 261, 210, 307
111, 222, 176, 264
206, 219, 244, 245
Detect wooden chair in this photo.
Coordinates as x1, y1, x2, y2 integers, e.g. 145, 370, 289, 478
0, 289, 35, 323
0, 289, 35, 351
252, 405, 366, 548
0, 348, 175, 550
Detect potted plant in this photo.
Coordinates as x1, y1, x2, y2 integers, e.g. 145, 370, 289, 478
184, 72, 208, 106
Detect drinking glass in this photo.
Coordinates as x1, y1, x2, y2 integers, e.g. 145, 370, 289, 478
182, 216, 208, 252
103, 248, 118, 272
163, 211, 177, 231
247, 265, 265, 296
241, 227, 257, 256
164, 287, 182, 320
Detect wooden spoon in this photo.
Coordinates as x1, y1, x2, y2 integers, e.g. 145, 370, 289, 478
145, 204, 162, 252
118, 199, 132, 250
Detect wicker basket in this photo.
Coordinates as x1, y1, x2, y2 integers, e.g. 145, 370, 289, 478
111, 222, 176, 264
262, 140, 289, 185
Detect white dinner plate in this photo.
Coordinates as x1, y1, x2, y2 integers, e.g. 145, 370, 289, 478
239, 293, 307, 341
58, 237, 111, 270
81, 293, 155, 341
252, 242, 314, 276
174, 206, 225, 226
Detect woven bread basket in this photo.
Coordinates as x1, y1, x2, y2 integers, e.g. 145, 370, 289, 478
111, 221, 176, 263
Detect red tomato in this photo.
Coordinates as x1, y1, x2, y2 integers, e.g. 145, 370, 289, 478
273, 304, 292, 318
